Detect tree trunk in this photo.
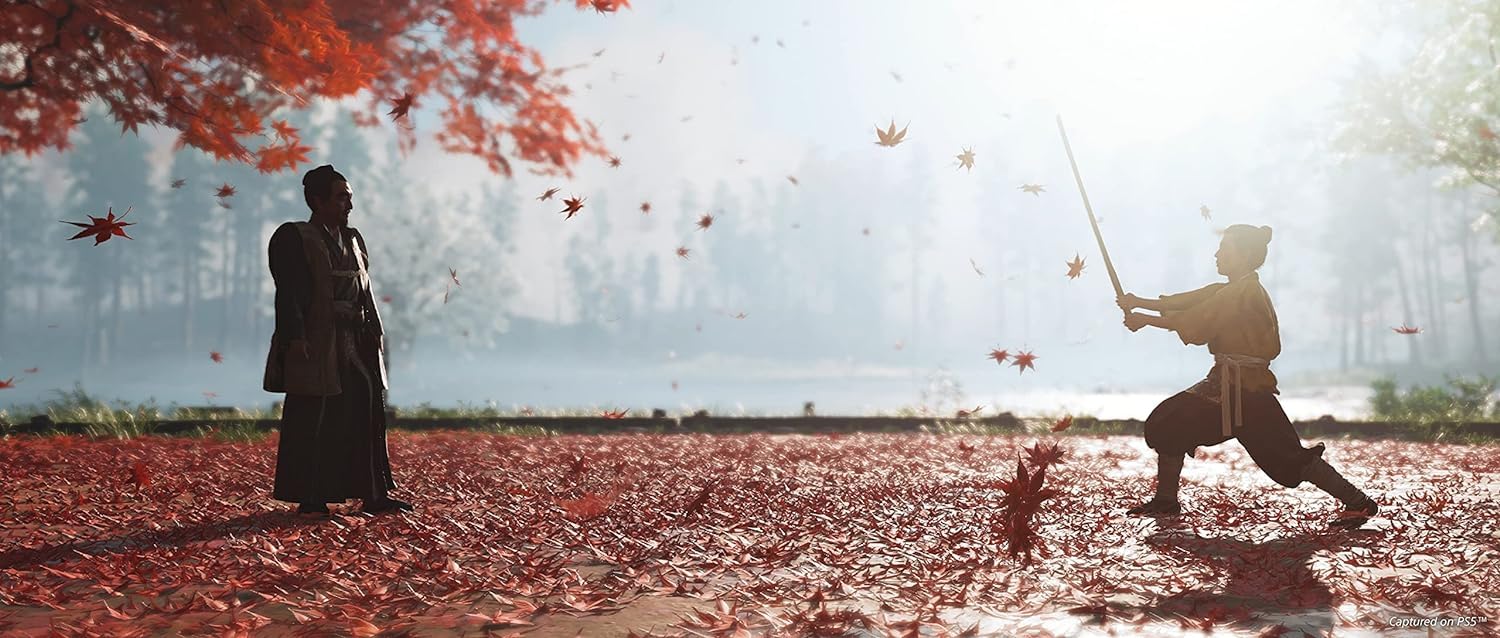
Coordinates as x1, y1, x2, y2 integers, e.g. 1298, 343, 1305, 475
1353, 281, 1365, 367
1459, 218, 1487, 364
1344, 279, 1356, 370
1393, 244, 1420, 366
1420, 213, 1444, 361
183, 256, 195, 351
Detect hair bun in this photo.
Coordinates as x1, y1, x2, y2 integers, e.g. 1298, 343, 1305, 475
1259, 225, 1273, 243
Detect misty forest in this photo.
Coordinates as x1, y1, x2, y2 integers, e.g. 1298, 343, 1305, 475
3, 2, 1500, 419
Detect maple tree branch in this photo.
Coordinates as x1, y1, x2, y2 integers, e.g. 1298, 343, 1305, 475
1463, 165, 1500, 196
0, 0, 76, 92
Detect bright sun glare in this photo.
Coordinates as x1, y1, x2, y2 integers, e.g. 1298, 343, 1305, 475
962, 1, 1360, 143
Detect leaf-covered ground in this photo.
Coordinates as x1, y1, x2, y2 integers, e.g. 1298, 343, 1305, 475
1, 431, 1497, 637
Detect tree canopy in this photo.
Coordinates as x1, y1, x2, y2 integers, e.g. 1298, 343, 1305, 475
0, 0, 623, 176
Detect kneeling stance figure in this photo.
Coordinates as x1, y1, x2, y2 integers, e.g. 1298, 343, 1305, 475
1117, 224, 1378, 528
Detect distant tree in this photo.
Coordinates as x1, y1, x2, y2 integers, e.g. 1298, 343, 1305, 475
1, 0, 614, 176
0, 154, 53, 348
360, 146, 514, 366
62, 106, 154, 368
1334, 0, 1500, 239
162, 143, 220, 352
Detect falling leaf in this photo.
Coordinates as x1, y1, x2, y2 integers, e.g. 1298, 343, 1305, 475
874, 120, 910, 147
987, 348, 1009, 364
128, 460, 151, 488
1393, 324, 1422, 334
658, 51, 665, 63
862, 227, 870, 236
622, 132, 632, 141
787, 175, 799, 185
593, 48, 606, 57
697, 213, 714, 230
969, 258, 984, 277
955, 147, 975, 172
955, 405, 984, 418
170, 178, 186, 189
0, 377, 15, 389
203, 391, 217, 399
1018, 184, 1045, 196
890, 70, 903, 82
23, 367, 39, 374
676, 246, 691, 259
560, 196, 586, 219
449, 268, 461, 287
62, 206, 135, 245
537, 187, 561, 201
387, 91, 415, 121
671, 380, 679, 391
209, 351, 223, 363
733, 312, 747, 319
590, 0, 629, 13
215, 183, 236, 198
1012, 350, 1038, 374
640, 201, 651, 214
776, 38, 785, 48
607, 155, 621, 168
1065, 253, 1086, 279
1051, 415, 1074, 432
602, 409, 627, 419
381, 294, 393, 303
894, 341, 904, 350
1200, 204, 1212, 220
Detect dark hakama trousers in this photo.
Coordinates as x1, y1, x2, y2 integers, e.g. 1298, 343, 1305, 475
272, 327, 394, 504
1143, 390, 1327, 488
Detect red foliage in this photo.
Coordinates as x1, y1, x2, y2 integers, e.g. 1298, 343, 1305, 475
0, 0, 614, 176
61, 205, 134, 244
0, 377, 15, 389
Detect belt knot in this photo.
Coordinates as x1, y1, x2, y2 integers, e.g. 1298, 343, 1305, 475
1214, 353, 1270, 437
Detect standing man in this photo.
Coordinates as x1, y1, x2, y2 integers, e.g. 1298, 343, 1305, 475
264, 164, 412, 515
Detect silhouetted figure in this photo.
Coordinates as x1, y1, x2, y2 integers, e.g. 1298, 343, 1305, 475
1117, 224, 1377, 528
263, 164, 411, 516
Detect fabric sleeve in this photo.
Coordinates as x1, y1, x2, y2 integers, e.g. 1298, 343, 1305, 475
269, 223, 311, 341
1156, 283, 1227, 311
1164, 283, 1240, 346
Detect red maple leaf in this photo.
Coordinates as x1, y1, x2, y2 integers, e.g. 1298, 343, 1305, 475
958, 440, 977, 454
995, 455, 1058, 564
1012, 350, 1038, 374
127, 460, 151, 488
449, 268, 461, 287
676, 246, 691, 259
61, 206, 135, 244
955, 405, 984, 418
560, 196, 586, 219
601, 409, 627, 419
1393, 324, 1422, 334
0, 377, 15, 389
671, 380, 680, 391
587, 0, 630, 13
215, 183, 236, 198
607, 155, 621, 167
987, 348, 1009, 365
209, 351, 223, 363
387, 91, 415, 121
640, 201, 651, 214
381, 294, 393, 303
1051, 415, 1074, 432
1065, 253, 1085, 279
270, 119, 297, 139
1024, 441, 1066, 469
684, 479, 717, 516
537, 187, 560, 201
255, 140, 313, 174
696, 213, 714, 230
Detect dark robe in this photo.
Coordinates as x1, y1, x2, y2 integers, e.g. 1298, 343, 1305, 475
268, 222, 394, 504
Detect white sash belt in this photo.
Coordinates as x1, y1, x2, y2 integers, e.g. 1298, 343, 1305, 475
1215, 353, 1270, 437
